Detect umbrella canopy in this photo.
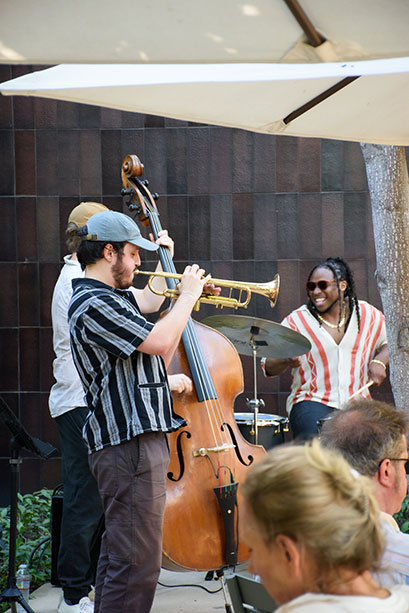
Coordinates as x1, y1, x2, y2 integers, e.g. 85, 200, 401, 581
1, 58, 409, 145
1, 0, 409, 65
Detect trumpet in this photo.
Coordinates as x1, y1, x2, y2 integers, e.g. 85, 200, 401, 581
134, 269, 280, 310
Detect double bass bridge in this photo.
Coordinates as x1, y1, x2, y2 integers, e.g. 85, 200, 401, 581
193, 443, 235, 457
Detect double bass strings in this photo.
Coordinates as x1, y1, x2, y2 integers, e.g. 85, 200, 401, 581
148, 208, 232, 461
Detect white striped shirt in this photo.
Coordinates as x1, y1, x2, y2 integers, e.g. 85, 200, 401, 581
374, 513, 409, 587
262, 301, 387, 415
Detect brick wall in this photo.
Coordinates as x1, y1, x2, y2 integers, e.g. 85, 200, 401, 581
0, 64, 392, 505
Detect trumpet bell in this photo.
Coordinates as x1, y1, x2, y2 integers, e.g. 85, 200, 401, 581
245, 274, 280, 308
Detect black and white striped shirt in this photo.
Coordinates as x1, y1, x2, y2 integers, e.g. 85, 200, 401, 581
68, 278, 185, 453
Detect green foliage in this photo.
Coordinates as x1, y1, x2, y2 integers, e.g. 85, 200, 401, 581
0, 489, 53, 611
394, 494, 409, 533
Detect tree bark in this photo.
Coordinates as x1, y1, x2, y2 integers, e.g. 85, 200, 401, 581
361, 143, 409, 409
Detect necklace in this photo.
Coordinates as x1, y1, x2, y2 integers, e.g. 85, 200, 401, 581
317, 302, 346, 329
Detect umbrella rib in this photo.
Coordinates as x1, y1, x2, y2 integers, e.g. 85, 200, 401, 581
283, 0, 326, 47
283, 76, 360, 125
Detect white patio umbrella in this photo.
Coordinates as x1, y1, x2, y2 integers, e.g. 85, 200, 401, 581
1, 57, 409, 145
1, 0, 409, 65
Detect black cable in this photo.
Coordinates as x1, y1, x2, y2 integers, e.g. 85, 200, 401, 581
28, 537, 51, 570
157, 581, 222, 594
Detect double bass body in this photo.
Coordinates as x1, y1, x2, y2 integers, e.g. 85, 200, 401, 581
163, 321, 266, 571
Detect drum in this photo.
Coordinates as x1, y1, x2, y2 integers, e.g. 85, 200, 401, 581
234, 412, 289, 449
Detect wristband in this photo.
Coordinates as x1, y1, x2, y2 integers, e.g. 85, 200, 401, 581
370, 359, 387, 372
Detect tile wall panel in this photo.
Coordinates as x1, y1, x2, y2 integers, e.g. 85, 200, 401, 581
166, 127, 188, 195
0, 63, 395, 503
18, 263, 40, 326
276, 136, 299, 193
37, 196, 60, 262
57, 130, 81, 196
343, 141, 368, 191
0, 130, 15, 195
13, 97, 34, 130
253, 194, 277, 261
276, 193, 298, 260
0, 263, 18, 327
187, 127, 210, 195
232, 193, 254, 261
36, 130, 59, 196
210, 128, 233, 195
34, 98, 57, 129
0, 331, 18, 391
321, 139, 344, 192
15, 131, 36, 195
0, 197, 17, 261
321, 193, 344, 258
232, 130, 254, 193
80, 130, 103, 195
253, 132, 276, 193
344, 192, 368, 259
298, 138, 321, 193
298, 193, 322, 259
16, 196, 37, 261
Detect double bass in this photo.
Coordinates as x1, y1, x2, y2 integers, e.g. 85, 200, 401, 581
121, 154, 268, 571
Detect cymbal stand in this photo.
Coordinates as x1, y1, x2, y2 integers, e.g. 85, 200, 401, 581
245, 326, 265, 445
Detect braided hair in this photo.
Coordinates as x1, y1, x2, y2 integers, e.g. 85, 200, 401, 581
306, 257, 360, 331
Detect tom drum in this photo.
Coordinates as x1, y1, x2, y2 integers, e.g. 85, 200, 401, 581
234, 412, 289, 449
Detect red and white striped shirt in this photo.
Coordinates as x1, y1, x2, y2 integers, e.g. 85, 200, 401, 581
262, 301, 387, 415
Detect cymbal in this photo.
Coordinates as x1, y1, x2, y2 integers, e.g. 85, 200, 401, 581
201, 314, 311, 359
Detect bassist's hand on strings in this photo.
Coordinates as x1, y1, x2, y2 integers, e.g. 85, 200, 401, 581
150, 229, 174, 258
168, 373, 193, 394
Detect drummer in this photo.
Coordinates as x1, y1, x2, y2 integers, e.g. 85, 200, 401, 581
261, 257, 388, 439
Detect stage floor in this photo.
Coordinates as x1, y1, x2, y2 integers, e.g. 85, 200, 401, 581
6, 567, 246, 612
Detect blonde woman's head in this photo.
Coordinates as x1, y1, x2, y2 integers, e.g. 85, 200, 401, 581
241, 440, 384, 601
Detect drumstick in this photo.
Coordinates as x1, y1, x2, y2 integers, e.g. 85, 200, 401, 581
348, 380, 374, 400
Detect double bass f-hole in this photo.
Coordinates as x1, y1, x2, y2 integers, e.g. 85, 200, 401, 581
121, 154, 266, 572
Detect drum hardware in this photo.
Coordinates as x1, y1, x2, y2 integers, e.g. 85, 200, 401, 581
316, 412, 337, 434
245, 322, 268, 445
246, 398, 265, 437
202, 314, 311, 445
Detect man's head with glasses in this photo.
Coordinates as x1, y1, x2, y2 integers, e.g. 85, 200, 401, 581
320, 398, 409, 516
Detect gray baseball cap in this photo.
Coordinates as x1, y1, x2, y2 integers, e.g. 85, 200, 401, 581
84, 211, 158, 251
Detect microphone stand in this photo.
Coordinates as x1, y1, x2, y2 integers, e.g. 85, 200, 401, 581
0, 396, 58, 613
245, 326, 265, 445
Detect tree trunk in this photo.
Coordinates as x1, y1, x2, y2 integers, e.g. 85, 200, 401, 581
361, 143, 409, 409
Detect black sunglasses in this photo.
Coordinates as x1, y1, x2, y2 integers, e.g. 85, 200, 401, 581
306, 280, 337, 292
383, 458, 409, 474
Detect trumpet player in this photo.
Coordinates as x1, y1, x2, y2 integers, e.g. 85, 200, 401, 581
67, 210, 209, 613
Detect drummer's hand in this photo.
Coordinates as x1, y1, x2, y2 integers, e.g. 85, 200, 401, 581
168, 373, 193, 394
287, 357, 302, 369
368, 362, 387, 386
